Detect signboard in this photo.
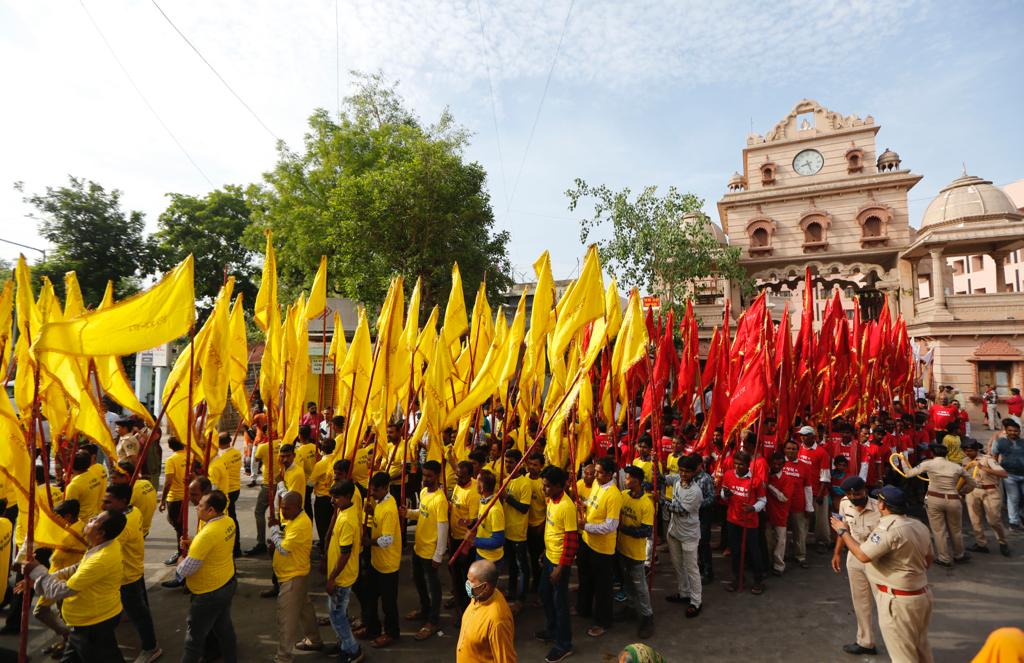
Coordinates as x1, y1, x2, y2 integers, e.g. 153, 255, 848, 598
151, 344, 171, 367
641, 296, 661, 310
311, 358, 335, 375
138, 349, 153, 367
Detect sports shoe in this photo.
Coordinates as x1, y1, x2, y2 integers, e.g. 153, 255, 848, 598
244, 543, 268, 556
133, 648, 163, 663
1000, 543, 1011, 557
545, 647, 574, 663
160, 577, 184, 589
968, 544, 990, 554
163, 552, 179, 566
614, 590, 627, 602
843, 644, 877, 655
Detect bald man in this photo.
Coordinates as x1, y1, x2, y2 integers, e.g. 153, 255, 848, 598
269, 490, 322, 661
457, 560, 516, 663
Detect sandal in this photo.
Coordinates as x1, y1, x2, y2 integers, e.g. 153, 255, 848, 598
414, 624, 438, 641
317, 616, 331, 626
295, 639, 324, 651
750, 583, 765, 595
686, 604, 701, 618
405, 609, 426, 621
725, 581, 738, 592
587, 626, 605, 638
370, 634, 396, 648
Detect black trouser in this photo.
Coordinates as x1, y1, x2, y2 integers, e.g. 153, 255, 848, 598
182, 577, 237, 663
411, 554, 442, 625
61, 613, 124, 663
365, 567, 399, 638
228, 490, 241, 554
120, 577, 157, 651
576, 542, 613, 628
5, 548, 51, 629
698, 505, 714, 578
314, 495, 333, 551
356, 550, 374, 627
505, 539, 530, 601
167, 500, 184, 548
727, 522, 766, 584
448, 539, 474, 620
304, 485, 314, 520
527, 525, 544, 592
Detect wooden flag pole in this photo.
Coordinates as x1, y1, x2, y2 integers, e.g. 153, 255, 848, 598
317, 308, 328, 413
17, 357, 42, 663
130, 380, 182, 486
181, 325, 196, 555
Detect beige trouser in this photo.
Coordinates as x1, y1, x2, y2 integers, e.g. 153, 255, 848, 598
926, 495, 964, 563
666, 533, 702, 607
966, 487, 1006, 546
765, 524, 787, 573
813, 494, 831, 545
846, 554, 876, 649
788, 510, 810, 561
275, 574, 322, 663
876, 588, 933, 663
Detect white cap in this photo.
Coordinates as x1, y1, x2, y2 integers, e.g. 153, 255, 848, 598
798, 425, 815, 436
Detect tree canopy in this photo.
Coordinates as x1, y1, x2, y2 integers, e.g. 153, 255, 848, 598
248, 72, 512, 315
148, 185, 260, 318
16, 176, 147, 304
567, 179, 747, 316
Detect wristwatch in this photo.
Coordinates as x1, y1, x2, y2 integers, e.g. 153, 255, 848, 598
837, 528, 849, 537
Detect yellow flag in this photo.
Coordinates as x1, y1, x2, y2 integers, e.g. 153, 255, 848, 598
441, 264, 468, 355
520, 251, 554, 416
14, 257, 39, 419
259, 304, 282, 414
499, 292, 528, 407
279, 298, 308, 445
443, 307, 507, 428
550, 245, 605, 359
304, 255, 328, 320
410, 305, 438, 400
0, 281, 12, 379
202, 278, 234, 426
423, 327, 457, 456
327, 311, 348, 414
333, 309, 374, 462
34, 256, 195, 357
373, 278, 406, 428
604, 279, 623, 341
603, 289, 648, 424
467, 282, 494, 377
254, 232, 278, 332
63, 272, 85, 319
100, 280, 114, 308
228, 294, 251, 424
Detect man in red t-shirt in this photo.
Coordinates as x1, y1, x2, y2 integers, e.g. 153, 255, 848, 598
766, 452, 798, 575
828, 424, 859, 473
720, 451, 767, 593
782, 439, 813, 567
928, 398, 957, 443
797, 426, 832, 550
760, 417, 779, 458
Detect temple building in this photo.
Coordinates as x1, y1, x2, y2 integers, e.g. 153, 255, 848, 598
711, 99, 1024, 420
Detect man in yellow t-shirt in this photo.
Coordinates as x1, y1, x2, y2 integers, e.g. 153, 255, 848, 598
82, 444, 108, 515
159, 437, 188, 565
449, 460, 480, 624
277, 444, 307, 512
295, 426, 318, 518
502, 449, 532, 609
309, 438, 337, 553
65, 451, 103, 526
210, 433, 243, 556
112, 461, 157, 538
176, 490, 238, 663
104, 484, 160, 660
246, 438, 280, 556
576, 458, 596, 503
576, 456, 622, 637
539, 465, 577, 661
468, 470, 504, 564
399, 460, 448, 640
354, 472, 400, 648
325, 480, 362, 662
268, 490, 322, 661
618, 465, 656, 639
31, 499, 85, 645
25, 509, 127, 661
631, 436, 656, 497
525, 452, 547, 594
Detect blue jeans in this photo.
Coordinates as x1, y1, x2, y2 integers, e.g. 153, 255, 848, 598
1005, 474, 1024, 525
539, 558, 572, 652
328, 586, 359, 657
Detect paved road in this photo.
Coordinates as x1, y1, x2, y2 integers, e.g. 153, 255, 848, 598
3, 460, 1023, 661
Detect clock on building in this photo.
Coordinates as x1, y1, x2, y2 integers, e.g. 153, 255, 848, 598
792, 149, 824, 175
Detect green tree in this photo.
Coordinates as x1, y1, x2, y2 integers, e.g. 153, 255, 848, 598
16, 176, 147, 305
567, 179, 747, 317
149, 185, 259, 318
248, 72, 512, 316
0, 257, 12, 289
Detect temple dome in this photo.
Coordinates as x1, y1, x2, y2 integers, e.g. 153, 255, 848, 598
683, 211, 727, 243
921, 173, 1020, 228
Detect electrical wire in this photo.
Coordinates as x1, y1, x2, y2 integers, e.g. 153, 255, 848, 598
149, 0, 280, 142
474, 0, 509, 212
336, 0, 342, 117
78, 0, 214, 187
507, 0, 575, 212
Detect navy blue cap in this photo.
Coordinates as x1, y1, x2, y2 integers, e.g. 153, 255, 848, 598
840, 476, 866, 492
872, 485, 906, 508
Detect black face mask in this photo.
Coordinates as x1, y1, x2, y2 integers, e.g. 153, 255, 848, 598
851, 496, 869, 507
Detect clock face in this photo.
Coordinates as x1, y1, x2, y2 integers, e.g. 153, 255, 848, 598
793, 149, 824, 176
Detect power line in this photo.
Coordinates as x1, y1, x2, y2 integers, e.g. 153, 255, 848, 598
336, 0, 342, 116
149, 0, 280, 142
79, 0, 214, 187
474, 0, 509, 212
507, 0, 575, 212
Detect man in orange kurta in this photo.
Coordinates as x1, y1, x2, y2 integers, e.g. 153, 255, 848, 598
456, 559, 516, 663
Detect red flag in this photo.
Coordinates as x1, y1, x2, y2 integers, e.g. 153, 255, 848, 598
773, 304, 795, 433
723, 344, 770, 444
639, 316, 677, 426
674, 301, 700, 421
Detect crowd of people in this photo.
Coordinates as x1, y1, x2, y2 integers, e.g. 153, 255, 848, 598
1, 389, 1022, 663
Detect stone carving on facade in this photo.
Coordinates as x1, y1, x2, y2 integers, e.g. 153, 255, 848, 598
745, 215, 777, 256
748, 99, 874, 145
855, 200, 894, 247
798, 206, 833, 252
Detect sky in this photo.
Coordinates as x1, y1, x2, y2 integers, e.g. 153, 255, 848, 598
1, 0, 1022, 285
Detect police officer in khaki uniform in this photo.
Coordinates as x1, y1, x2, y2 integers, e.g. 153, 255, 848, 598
898, 444, 976, 566
961, 440, 1010, 556
831, 486, 934, 663
831, 476, 881, 656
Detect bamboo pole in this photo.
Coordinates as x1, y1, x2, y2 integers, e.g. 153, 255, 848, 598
130, 380, 182, 486
180, 325, 196, 554
17, 357, 42, 663
318, 308, 328, 413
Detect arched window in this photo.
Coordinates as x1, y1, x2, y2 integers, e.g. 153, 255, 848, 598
752, 228, 769, 247
805, 222, 823, 242
746, 216, 776, 255
863, 216, 882, 237
856, 202, 893, 247
799, 209, 831, 252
